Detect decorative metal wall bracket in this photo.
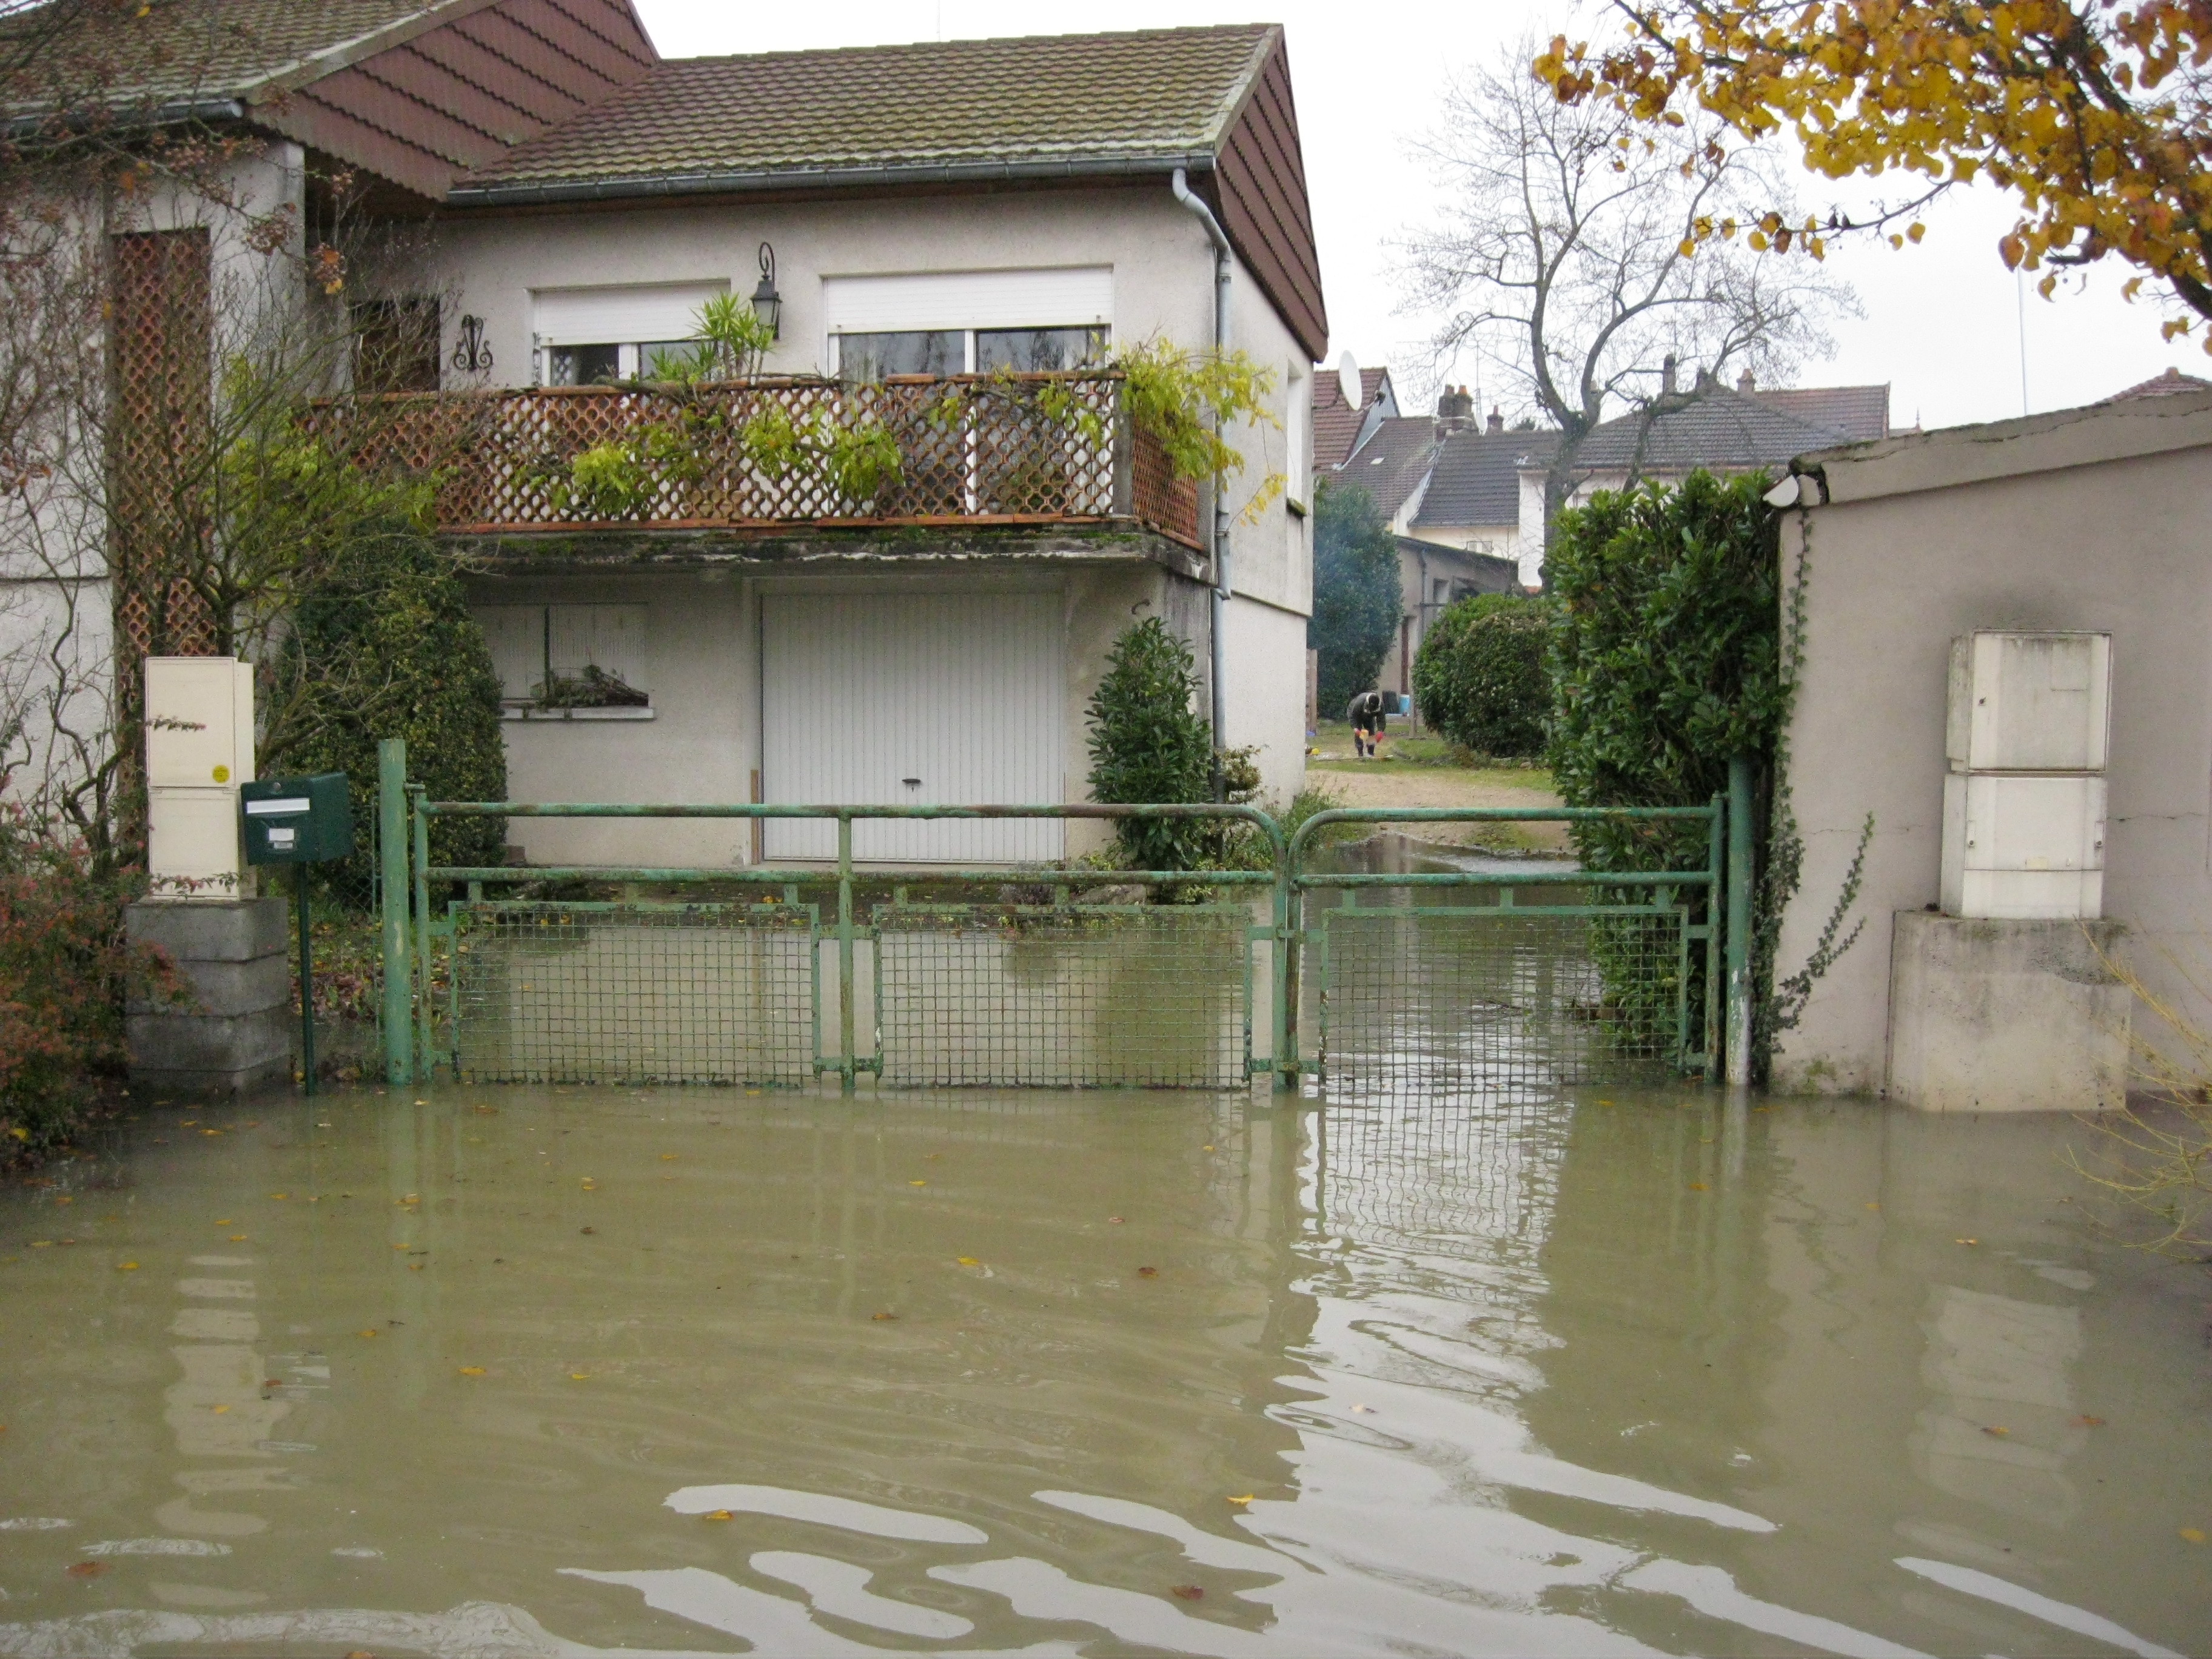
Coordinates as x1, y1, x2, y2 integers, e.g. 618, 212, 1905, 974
451, 313, 494, 377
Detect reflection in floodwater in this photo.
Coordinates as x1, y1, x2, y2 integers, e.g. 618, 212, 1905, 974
0, 1084, 2205, 1656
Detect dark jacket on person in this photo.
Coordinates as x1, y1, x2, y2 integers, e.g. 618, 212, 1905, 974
1347, 691, 1387, 731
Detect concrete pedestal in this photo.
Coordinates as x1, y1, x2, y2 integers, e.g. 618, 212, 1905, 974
1886, 910, 2129, 1112
127, 898, 292, 1098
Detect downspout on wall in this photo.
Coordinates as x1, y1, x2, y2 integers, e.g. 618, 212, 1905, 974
1171, 167, 1233, 749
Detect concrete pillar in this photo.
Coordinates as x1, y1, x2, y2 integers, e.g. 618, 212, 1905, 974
126, 897, 292, 1098
1886, 911, 2130, 1111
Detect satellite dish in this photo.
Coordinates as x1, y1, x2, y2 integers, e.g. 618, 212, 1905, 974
1335, 349, 1362, 412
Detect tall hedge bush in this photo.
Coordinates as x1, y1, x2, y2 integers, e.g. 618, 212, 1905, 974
1412, 592, 1551, 758
272, 522, 508, 899
1546, 470, 1786, 872
1085, 616, 1259, 871
1309, 479, 1402, 716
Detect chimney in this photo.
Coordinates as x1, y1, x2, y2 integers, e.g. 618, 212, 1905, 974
1435, 384, 1474, 433
1487, 406, 1504, 434
1737, 368, 1756, 392
1661, 354, 1678, 396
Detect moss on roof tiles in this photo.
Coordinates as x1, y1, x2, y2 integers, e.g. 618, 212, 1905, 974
1, 0, 451, 108
457, 24, 1276, 189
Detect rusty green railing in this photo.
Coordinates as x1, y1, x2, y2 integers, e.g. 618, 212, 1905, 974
374, 739, 1739, 1094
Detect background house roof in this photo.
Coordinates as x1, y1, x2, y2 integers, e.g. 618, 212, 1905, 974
1332, 415, 1438, 520
1751, 383, 1889, 441
2108, 366, 2212, 400
1573, 387, 1857, 472
1413, 427, 1558, 528
1313, 365, 1393, 469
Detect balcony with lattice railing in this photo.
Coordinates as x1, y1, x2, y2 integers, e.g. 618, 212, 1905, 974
312, 372, 1202, 549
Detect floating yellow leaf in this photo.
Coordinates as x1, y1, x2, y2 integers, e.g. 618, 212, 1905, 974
229, 1235, 246, 1242
210, 1404, 229, 1414
1955, 1238, 1978, 1246
909, 1179, 927, 1187
458, 1366, 486, 1376
1981, 1425, 2009, 1436
117, 1262, 138, 1272
871, 1311, 898, 1321
1865, 1202, 1880, 1210
214, 1219, 232, 1225
581, 1179, 597, 1190
569, 1372, 589, 1380
1202, 1144, 1215, 1151
1137, 1266, 1159, 1278
703, 1509, 734, 1521
358, 1329, 378, 1338
2182, 1527, 2206, 1544
957, 1256, 979, 1266
1225, 1494, 1253, 1506
2071, 1415, 2106, 1428
1687, 1182, 1708, 1191
660, 1153, 677, 1161
270, 1193, 287, 1200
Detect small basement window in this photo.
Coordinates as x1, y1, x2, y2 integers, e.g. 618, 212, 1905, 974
478, 603, 652, 720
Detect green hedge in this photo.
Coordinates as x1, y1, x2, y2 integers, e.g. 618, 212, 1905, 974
1412, 592, 1551, 758
272, 522, 508, 900
1546, 470, 1784, 871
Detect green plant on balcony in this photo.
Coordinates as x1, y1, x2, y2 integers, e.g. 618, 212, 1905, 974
737, 400, 903, 509
646, 294, 777, 383
1114, 337, 1285, 523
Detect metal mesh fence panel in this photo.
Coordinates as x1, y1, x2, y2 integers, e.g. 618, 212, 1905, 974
450, 903, 816, 1085
875, 905, 1252, 1088
1317, 901, 1687, 1095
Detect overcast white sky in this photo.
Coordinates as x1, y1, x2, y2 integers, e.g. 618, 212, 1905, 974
633, 0, 2206, 432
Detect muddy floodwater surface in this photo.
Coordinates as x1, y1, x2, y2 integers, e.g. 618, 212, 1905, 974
1, 1086, 2207, 1657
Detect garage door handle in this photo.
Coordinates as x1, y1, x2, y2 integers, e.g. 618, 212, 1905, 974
902, 777, 922, 788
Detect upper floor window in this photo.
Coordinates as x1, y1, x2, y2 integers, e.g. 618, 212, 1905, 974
834, 324, 1107, 381
533, 281, 726, 387
823, 267, 1112, 381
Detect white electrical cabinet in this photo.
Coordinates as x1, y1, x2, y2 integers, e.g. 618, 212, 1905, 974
1947, 631, 2111, 771
144, 657, 255, 899
1940, 771, 2106, 919
1940, 631, 2111, 920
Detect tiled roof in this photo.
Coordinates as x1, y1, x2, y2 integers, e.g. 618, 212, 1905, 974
1413, 427, 1558, 528
1313, 366, 1390, 470
454, 25, 1278, 195
1332, 414, 1438, 520
1752, 384, 1889, 442
1574, 387, 1857, 472
1, 0, 465, 109
2108, 366, 2212, 400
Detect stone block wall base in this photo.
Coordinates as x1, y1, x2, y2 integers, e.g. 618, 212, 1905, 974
127, 897, 295, 1099
1887, 910, 2130, 1112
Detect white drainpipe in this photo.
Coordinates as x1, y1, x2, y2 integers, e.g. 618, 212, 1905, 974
1171, 167, 1233, 749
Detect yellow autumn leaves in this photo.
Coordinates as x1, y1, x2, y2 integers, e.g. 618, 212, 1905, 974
1538, 4, 2212, 344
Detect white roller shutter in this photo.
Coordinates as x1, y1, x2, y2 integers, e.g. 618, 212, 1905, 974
532, 281, 727, 346
762, 592, 1064, 863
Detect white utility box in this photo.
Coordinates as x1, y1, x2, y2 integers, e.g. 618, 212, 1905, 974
145, 657, 255, 899
1947, 631, 2111, 772
1941, 771, 2105, 919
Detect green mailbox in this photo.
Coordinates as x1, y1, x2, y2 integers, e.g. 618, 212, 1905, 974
239, 772, 353, 1099
241, 773, 354, 865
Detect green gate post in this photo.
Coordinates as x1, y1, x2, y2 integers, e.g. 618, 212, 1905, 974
378, 738, 412, 1086
411, 788, 433, 1082
836, 811, 856, 1095
1724, 754, 1755, 1087
1705, 793, 1726, 1084
1273, 859, 1297, 1092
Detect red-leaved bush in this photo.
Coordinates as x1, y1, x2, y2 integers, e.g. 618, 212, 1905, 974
0, 804, 176, 1160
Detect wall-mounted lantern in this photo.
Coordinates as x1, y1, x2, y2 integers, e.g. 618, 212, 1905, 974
451, 313, 494, 376
751, 243, 782, 341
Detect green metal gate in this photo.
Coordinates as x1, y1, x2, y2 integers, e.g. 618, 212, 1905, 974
374, 740, 1738, 1094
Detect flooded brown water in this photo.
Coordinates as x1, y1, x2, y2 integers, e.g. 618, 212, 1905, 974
1, 1084, 2207, 1656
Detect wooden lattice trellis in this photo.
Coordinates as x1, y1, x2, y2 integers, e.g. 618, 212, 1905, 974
311, 372, 1203, 549
109, 229, 218, 661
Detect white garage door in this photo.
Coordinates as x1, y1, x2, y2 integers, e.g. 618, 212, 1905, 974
762, 591, 1065, 863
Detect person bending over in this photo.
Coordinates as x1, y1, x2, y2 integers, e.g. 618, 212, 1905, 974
1347, 689, 1387, 759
